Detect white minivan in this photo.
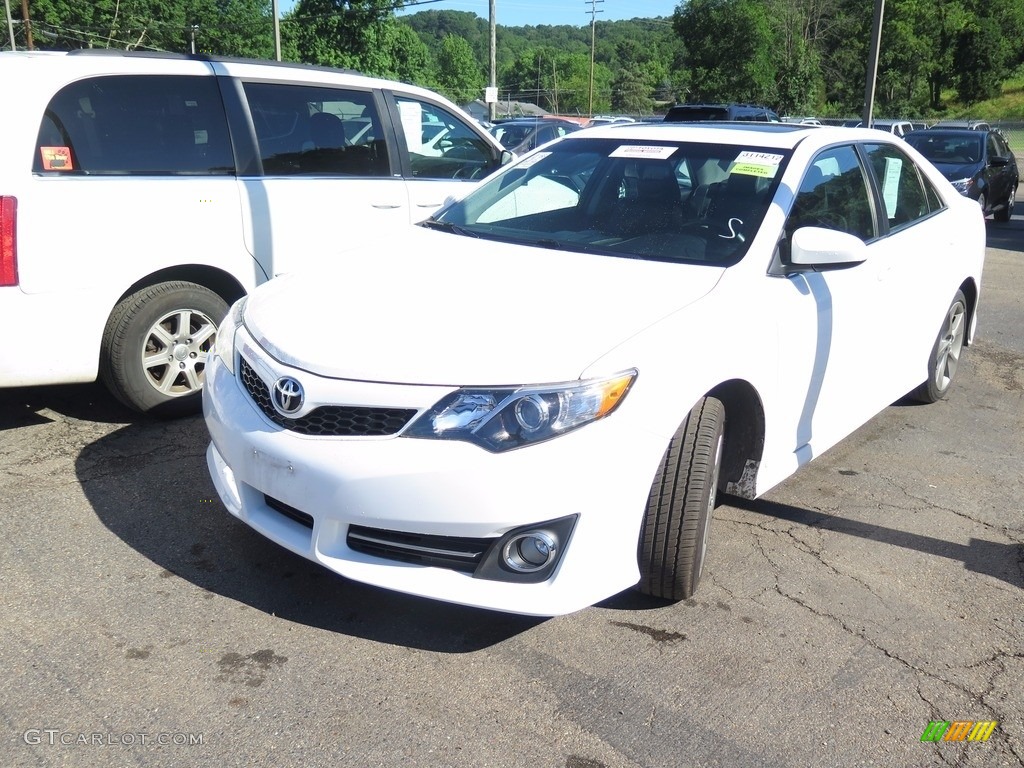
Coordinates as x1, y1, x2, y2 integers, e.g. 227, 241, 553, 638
0, 50, 508, 415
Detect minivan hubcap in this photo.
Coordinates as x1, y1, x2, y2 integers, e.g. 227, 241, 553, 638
141, 309, 218, 396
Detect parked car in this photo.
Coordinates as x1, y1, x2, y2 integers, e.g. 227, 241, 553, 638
858, 119, 915, 138
904, 128, 1018, 221
488, 118, 582, 155
203, 122, 985, 616
931, 119, 991, 132
0, 50, 508, 415
664, 103, 780, 122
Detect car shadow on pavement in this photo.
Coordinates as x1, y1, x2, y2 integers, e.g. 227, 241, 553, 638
0, 382, 138, 430
76, 418, 544, 653
985, 216, 1024, 254
722, 493, 1024, 591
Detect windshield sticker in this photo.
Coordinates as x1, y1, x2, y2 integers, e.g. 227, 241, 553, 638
610, 145, 677, 160
729, 151, 783, 178
734, 151, 784, 165
40, 146, 73, 171
517, 151, 552, 168
730, 162, 777, 178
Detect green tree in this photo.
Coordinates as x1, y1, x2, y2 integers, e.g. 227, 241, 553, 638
291, 0, 402, 74
435, 34, 482, 104
674, 0, 779, 105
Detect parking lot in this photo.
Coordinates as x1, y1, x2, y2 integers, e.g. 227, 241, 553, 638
2, 208, 1022, 768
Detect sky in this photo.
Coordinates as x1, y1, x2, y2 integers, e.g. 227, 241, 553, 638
276, 1, 679, 30
395, 0, 680, 28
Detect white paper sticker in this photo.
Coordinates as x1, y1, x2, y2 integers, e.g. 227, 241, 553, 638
516, 151, 552, 168
609, 145, 678, 160
734, 151, 783, 165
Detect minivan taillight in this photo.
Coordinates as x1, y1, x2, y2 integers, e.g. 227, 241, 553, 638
0, 196, 16, 287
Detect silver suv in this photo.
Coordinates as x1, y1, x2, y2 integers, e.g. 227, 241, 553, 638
0, 50, 507, 415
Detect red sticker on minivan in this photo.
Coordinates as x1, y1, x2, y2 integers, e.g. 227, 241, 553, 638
40, 146, 74, 171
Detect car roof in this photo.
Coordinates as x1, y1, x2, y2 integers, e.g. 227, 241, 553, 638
560, 121, 865, 150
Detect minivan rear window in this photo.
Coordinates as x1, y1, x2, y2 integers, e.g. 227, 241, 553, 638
34, 75, 234, 176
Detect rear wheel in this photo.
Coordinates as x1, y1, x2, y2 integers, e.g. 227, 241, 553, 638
994, 186, 1016, 223
638, 397, 726, 601
910, 290, 967, 403
100, 281, 229, 416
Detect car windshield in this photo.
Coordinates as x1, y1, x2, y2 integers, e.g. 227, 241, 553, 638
905, 134, 983, 164
489, 124, 535, 149
430, 137, 790, 266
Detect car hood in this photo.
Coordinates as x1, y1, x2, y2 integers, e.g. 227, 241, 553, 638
243, 229, 725, 386
929, 160, 982, 180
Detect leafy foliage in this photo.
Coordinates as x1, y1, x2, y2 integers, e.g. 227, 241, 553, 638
7, 0, 1023, 118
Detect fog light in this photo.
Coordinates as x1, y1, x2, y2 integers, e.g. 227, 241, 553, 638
502, 531, 557, 572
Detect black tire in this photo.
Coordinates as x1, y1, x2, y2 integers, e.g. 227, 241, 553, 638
994, 186, 1016, 223
638, 396, 726, 601
99, 281, 229, 417
910, 290, 967, 404
977, 192, 988, 219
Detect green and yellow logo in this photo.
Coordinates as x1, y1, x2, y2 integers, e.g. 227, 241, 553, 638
921, 721, 997, 742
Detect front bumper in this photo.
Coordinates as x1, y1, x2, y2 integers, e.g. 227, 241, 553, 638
202, 336, 667, 616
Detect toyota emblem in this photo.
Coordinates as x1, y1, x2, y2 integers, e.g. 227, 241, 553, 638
272, 377, 304, 416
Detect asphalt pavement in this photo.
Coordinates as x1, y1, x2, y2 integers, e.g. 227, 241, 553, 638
1, 210, 1021, 768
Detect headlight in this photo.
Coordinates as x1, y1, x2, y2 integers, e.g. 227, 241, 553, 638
212, 297, 247, 375
949, 178, 973, 195
404, 370, 636, 452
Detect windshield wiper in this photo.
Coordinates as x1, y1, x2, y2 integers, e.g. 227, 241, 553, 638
420, 219, 479, 238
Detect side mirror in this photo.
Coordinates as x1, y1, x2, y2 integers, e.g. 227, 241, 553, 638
500, 149, 516, 166
988, 156, 1009, 168
791, 226, 867, 269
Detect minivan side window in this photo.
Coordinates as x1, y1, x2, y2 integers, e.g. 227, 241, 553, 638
34, 75, 234, 175
243, 83, 390, 177
394, 97, 495, 180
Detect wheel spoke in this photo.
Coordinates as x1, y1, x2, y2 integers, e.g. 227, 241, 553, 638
157, 369, 181, 393
182, 365, 203, 392
191, 323, 216, 348
147, 324, 176, 350
143, 352, 170, 371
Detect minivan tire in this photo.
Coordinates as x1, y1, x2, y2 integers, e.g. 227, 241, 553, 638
100, 281, 229, 416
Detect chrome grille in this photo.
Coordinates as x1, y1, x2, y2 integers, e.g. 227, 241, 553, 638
239, 357, 417, 437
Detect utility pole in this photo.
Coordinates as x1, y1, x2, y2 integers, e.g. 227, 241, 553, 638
587, 0, 604, 117
861, 0, 885, 128
190, 24, 198, 54
488, 0, 496, 122
272, 0, 281, 61
19, 0, 32, 50
4, 0, 15, 50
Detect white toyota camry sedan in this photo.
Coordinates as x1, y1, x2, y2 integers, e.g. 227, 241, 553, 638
203, 122, 985, 616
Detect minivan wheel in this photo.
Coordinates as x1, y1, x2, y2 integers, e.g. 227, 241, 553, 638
910, 290, 967, 404
638, 396, 726, 601
100, 281, 229, 416
994, 187, 1016, 223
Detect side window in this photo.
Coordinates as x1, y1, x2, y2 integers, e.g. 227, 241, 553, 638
787, 145, 876, 241
243, 82, 389, 177
863, 143, 930, 231
34, 75, 233, 175
394, 97, 495, 181
986, 133, 1002, 160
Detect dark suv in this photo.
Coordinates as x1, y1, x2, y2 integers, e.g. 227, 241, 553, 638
663, 103, 780, 122
904, 128, 1018, 221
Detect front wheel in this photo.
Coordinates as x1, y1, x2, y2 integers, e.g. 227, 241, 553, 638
100, 281, 229, 416
910, 290, 967, 403
638, 397, 726, 601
